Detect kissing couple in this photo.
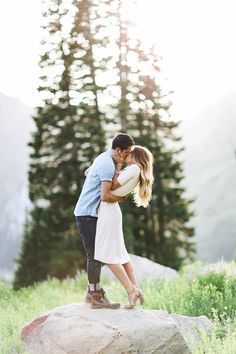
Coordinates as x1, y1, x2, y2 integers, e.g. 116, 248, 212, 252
74, 133, 154, 309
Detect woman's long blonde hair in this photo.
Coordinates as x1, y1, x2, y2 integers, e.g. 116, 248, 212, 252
131, 145, 154, 208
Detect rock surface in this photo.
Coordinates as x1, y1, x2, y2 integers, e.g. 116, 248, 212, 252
101, 253, 179, 281
21, 302, 212, 354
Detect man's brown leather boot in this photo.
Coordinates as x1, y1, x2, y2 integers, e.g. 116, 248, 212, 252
85, 290, 92, 304
86, 288, 120, 309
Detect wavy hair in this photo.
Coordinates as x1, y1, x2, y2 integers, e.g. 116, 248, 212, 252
131, 145, 154, 207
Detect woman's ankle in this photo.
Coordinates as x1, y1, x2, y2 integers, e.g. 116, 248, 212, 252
126, 284, 135, 294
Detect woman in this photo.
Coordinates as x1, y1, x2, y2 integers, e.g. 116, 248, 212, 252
94, 145, 154, 309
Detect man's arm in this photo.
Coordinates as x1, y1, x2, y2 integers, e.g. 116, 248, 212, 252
111, 163, 122, 190
101, 181, 127, 202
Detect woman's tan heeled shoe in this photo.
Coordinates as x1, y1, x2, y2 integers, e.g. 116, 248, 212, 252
134, 285, 145, 305
124, 286, 140, 309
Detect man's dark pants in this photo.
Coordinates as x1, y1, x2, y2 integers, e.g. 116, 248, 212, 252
76, 216, 102, 285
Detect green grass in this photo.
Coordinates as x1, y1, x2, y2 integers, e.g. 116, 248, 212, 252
1, 262, 236, 353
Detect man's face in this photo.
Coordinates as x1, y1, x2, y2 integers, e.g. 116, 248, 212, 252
116, 146, 132, 160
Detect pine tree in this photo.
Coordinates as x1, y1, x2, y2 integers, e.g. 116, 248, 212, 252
134, 51, 196, 269
14, 0, 107, 289
107, 0, 196, 269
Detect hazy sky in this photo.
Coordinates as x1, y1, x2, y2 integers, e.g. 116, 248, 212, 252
0, 0, 236, 120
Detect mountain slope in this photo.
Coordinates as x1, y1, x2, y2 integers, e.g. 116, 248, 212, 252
0, 93, 33, 277
177, 91, 236, 262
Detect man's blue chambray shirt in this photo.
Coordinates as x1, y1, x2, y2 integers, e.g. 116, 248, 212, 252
74, 149, 115, 217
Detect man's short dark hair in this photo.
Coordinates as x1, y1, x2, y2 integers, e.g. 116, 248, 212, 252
112, 133, 135, 150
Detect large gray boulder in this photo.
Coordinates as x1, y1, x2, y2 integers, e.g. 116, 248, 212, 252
101, 254, 179, 281
21, 302, 212, 354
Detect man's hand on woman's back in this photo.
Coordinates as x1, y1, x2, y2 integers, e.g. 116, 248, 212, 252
101, 181, 129, 203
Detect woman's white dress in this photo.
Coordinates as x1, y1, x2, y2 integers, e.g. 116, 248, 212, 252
94, 164, 140, 264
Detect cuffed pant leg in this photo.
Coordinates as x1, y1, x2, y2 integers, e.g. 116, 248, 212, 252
76, 216, 101, 284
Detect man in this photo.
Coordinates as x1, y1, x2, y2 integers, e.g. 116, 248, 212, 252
74, 133, 135, 309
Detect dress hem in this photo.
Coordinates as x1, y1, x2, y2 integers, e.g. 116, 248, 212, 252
94, 257, 130, 265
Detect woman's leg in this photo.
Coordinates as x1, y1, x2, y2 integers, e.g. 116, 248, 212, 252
107, 263, 143, 308
106, 263, 134, 293
122, 261, 138, 286
122, 261, 144, 304
106, 263, 141, 308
